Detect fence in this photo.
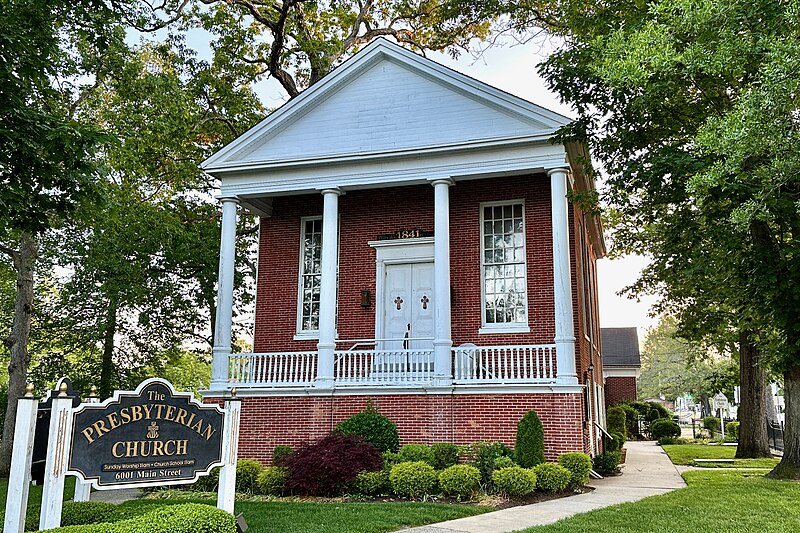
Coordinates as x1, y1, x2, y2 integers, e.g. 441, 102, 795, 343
767, 419, 785, 452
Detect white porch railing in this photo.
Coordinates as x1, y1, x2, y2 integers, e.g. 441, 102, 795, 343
227, 344, 558, 388
453, 344, 557, 384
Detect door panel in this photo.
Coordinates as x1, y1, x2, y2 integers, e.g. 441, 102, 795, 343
383, 262, 434, 351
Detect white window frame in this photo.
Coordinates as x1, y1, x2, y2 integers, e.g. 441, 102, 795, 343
478, 199, 530, 334
295, 216, 323, 339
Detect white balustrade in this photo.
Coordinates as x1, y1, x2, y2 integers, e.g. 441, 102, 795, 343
228, 352, 318, 387
334, 350, 434, 385
453, 344, 557, 384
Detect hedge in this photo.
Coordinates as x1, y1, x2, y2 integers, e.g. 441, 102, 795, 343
557, 452, 592, 489
491, 467, 536, 497
438, 464, 480, 500
335, 401, 399, 453
389, 461, 438, 497
532, 463, 571, 493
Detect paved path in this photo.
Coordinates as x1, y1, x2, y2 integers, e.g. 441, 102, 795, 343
75, 488, 142, 505
401, 441, 686, 533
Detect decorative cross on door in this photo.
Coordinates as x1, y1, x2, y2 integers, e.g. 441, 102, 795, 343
420, 295, 429, 310
394, 296, 404, 310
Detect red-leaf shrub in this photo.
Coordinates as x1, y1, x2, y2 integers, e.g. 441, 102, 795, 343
285, 434, 383, 495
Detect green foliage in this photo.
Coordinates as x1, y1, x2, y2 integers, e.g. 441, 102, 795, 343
657, 437, 693, 445
256, 466, 288, 496
616, 403, 640, 439
650, 419, 681, 441
593, 452, 621, 476
389, 461, 438, 498
431, 443, 460, 470
354, 470, 388, 496
557, 452, 592, 489
236, 459, 263, 494
532, 463, 571, 493
515, 410, 545, 468
606, 407, 627, 444
703, 417, 721, 433
605, 432, 625, 452
398, 444, 436, 466
471, 442, 514, 487
726, 421, 740, 440
438, 464, 481, 500
645, 403, 670, 422
493, 456, 516, 470
191, 467, 219, 492
272, 445, 294, 466
491, 467, 536, 497
335, 402, 399, 453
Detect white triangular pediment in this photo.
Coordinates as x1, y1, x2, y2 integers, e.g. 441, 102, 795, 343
203, 39, 570, 171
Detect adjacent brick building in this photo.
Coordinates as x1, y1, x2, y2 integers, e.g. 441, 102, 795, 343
202, 38, 608, 462
601, 328, 642, 406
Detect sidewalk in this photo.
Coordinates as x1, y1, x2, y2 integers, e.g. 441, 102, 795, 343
401, 441, 686, 533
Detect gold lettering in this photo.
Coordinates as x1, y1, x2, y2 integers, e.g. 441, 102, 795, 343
174, 408, 188, 427
130, 405, 142, 421
106, 412, 120, 430
203, 424, 215, 441
152, 440, 165, 456
164, 440, 175, 455
164, 405, 176, 421
112, 442, 125, 458
139, 441, 151, 457
175, 440, 187, 455
120, 407, 131, 424
91, 420, 110, 438
190, 418, 204, 436
81, 427, 96, 444
142, 404, 153, 419
126, 441, 138, 457
155, 403, 166, 420
185, 413, 196, 428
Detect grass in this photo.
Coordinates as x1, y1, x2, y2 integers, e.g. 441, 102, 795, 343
0, 477, 76, 530
662, 444, 780, 468
519, 470, 800, 533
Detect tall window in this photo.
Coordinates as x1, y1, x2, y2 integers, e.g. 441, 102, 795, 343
298, 217, 322, 332
481, 202, 528, 329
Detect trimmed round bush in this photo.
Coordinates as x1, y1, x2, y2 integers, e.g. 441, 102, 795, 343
285, 434, 383, 496
399, 443, 436, 466
703, 416, 721, 432
272, 445, 294, 466
335, 401, 399, 452
557, 452, 592, 489
389, 461, 438, 497
494, 456, 516, 470
533, 462, 571, 493
438, 464, 481, 499
257, 466, 288, 495
606, 407, 627, 444
491, 466, 536, 497
431, 442, 460, 470
725, 421, 740, 439
236, 459, 264, 494
650, 418, 681, 441
593, 451, 621, 475
605, 432, 624, 452
355, 470, 388, 495
515, 410, 545, 468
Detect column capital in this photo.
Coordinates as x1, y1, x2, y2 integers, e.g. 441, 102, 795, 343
546, 167, 570, 177
429, 177, 454, 187
318, 187, 343, 196
217, 196, 240, 204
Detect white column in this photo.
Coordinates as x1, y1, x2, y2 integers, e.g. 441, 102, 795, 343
431, 178, 453, 386
217, 394, 241, 514
316, 188, 341, 388
548, 168, 578, 385
40, 386, 74, 531
211, 197, 239, 391
3, 386, 38, 533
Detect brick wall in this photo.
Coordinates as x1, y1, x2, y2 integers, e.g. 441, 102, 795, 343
236, 392, 586, 465
605, 376, 637, 406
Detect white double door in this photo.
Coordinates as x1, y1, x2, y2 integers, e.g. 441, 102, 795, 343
382, 262, 435, 352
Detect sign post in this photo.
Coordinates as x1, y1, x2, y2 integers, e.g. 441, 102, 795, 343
40, 384, 75, 530
217, 390, 242, 513
713, 392, 729, 439
3, 385, 38, 533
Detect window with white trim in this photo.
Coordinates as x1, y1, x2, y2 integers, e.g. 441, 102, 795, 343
297, 217, 322, 333
480, 201, 528, 328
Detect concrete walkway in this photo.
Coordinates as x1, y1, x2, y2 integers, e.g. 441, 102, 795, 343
401, 441, 686, 533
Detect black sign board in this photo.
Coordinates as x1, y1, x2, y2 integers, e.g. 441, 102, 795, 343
68, 379, 224, 489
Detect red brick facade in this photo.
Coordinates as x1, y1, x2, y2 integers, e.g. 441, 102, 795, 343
605, 376, 637, 406
237, 392, 585, 464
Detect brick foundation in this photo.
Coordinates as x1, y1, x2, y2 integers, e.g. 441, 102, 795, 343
236, 392, 586, 465
604, 376, 637, 406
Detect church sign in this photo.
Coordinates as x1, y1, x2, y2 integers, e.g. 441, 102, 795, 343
68, 379, 224, 489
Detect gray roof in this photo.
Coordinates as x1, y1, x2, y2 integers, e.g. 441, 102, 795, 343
601, 328, 641, 367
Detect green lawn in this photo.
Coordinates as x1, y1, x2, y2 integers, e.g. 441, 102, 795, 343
520, 470, 799, 533
662, 444, 780, 468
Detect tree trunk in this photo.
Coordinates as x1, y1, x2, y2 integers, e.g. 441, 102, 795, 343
735, 330, 771, 458
0, 233, 38, 477
767, 364, 800, 479
700, 393, 711, 418
99, 293, 118, 399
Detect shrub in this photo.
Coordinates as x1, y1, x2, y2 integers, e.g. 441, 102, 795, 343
650, 418, 681, 441
605, 432, 624, 452
493, 456, 516, 470
192, 466, 220, 492
399, 444, 436, 466
593, 451, 621, 475
646, 402, 670, 421
515, 410, 545, 468
236, 459, 263, 494
472, 442, 514, 486
257, 466, 288, 495
438, 464, 481, 500
533, 462, 571, 493
355, 470, 388, 495
491, 467, 536, 497
335, 401, 399, 453
285, 434, 383, 496
725, 421, 740, 440
606, 407, 627, 444
272, 445, 294, 466
431, 443, 460, 470
617, 403, 640, 439
27, 501, 120, 531
703, 416, 721, 433
389, 461, 438, 497
557, 452, 592, 489
658, 436, 692, 445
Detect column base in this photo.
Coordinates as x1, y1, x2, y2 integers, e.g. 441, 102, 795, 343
210, 346, 232, 391
433, 339, 453, 386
